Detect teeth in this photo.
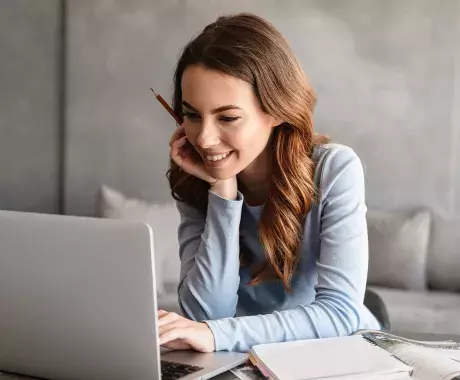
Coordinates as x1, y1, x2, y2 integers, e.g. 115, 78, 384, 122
206, 152, 230, 161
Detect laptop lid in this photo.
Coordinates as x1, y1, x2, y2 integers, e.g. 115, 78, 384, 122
0, 210, 161, 380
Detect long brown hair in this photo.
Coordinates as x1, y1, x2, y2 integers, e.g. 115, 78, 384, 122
167, 13, 329, 291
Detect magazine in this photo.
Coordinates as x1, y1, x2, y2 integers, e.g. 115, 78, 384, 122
356, 330, 460, 380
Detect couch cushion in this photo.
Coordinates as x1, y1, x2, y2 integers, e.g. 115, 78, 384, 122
369, 286, 460, 336
427, 216, 460, 291
366, 209, 431, 290
96, 185, 182, 296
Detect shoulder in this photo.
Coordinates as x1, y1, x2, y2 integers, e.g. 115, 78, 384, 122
312, 143, 365, 200
312, 143, 363, 175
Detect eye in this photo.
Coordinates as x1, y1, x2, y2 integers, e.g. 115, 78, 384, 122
182, 112, 201, 121
220, 116, 240, 123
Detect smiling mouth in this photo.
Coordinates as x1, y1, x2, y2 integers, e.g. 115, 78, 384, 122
202, 151, 234, 167
204, 151, 233, 162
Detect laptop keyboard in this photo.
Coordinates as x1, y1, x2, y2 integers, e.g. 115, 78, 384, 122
161, 360, 204, 380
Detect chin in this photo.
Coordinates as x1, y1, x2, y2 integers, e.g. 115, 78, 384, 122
206, 169, 238, 181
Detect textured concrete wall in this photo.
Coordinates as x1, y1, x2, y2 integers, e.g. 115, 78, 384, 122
64, 0, 460, 215
1, 0, 459, 287
64, 0, 460, 288
0, 0, 61, 213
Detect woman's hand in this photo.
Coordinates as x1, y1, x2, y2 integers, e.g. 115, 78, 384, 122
169, 125, 217, 184
169, 125, 238, 200
158, 310, 216, 353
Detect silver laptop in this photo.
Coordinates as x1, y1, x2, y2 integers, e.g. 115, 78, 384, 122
0, 210, 246, 380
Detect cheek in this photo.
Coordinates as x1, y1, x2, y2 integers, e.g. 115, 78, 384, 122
184, 124, 199, 144
234, 122, 272, 152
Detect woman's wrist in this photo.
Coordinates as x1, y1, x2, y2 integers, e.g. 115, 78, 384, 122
210, 177, 238, 200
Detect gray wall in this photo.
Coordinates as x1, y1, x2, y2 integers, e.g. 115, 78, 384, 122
64, 0, 460, 289
1, 0, 460, 287
64, 0, 460, 216
0, 0, 62, 213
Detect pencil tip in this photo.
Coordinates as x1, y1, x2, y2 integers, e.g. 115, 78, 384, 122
150, 88, 157, 96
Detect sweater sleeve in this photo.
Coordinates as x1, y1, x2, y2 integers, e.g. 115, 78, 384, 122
205, 147, 375, 352
175, 190, 244, 321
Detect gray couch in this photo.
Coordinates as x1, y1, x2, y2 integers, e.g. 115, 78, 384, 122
96, 185, 460, 336
365, 209, 460, 336
2, 1, 460, 336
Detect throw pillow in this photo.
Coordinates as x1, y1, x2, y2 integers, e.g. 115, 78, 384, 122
96, 185, 182, 296
366, 208, 431, 291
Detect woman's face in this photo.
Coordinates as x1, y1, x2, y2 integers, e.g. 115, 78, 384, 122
181, 64, 280, 180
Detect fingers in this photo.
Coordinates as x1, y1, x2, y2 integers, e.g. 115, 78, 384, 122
158, 311, 186, 339
159, 321, 189, 347
158, 309, 168, 318
157, 311, 185, 348
169, 125, 186, 147
158, 311, 182, 328
161, 339, 191, 350
160, 326, 193, 346
156, 315, 214, 352
159, 320, 182, 339
169, 135, 212, 183
172, 135, 188, 149
170, 136, 190, 168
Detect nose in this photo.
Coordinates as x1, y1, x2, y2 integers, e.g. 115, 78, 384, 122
196, 118, 220, 149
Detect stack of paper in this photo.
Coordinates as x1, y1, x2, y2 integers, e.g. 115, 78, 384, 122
249, 335, 412, 380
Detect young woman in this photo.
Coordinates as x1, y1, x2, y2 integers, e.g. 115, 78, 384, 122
158, 12, 381, 353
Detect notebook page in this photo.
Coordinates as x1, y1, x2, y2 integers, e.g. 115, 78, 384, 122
251, 335, 412, 380
336, 373, 413, 380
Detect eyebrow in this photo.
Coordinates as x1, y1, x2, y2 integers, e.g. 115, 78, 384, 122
182, 101, 242, 114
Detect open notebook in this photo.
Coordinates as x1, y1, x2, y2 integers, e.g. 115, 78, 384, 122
248, 330, 460, 380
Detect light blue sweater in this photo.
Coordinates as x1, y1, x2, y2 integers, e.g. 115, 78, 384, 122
175, 143, 381, 353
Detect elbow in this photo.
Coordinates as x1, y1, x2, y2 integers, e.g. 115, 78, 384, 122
337, 307, 360, 336
312, 297, 361, 338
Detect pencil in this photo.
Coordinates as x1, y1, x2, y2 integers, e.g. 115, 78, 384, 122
150, 88, 183, 125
